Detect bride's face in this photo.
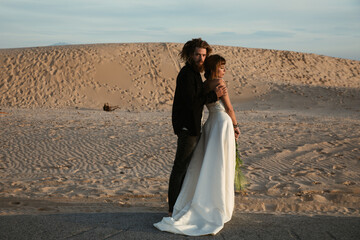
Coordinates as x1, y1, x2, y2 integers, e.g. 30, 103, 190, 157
216, 64, 226, 79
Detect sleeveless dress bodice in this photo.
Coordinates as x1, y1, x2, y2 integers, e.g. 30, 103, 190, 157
206, 100, 226, 113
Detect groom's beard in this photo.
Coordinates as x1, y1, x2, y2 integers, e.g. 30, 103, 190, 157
197, 63, 205, 73
189, 59, 204, 73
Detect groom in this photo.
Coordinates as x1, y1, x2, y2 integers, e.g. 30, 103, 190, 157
168, 38, 227, 215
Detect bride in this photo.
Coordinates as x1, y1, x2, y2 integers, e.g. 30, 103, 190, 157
154, 54, 240, 236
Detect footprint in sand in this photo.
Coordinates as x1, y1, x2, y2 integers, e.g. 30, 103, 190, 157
266, 174, 277, 181
312, 194, 328, 203
246, 183, 267, 192
333, 164, 346, 170
343, 181, 356, 186
291, 170, 309, 177
295, 191, 314, 201
312, 181, 322, 185
247, 166, 263, 171
261, 203, 278, 212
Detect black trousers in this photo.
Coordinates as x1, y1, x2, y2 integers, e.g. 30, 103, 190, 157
168, 130, 200, 213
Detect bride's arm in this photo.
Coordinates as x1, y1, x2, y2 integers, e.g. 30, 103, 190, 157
219, 79, 240, 139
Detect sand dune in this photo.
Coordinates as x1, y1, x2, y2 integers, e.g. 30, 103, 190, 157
0, 43, 359, 109
0, 43, 359, 216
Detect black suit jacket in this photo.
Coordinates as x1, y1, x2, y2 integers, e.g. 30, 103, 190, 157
172, 63, 218, 136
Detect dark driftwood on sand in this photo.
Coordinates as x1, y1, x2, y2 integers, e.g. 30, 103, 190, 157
103, 103, 120, 112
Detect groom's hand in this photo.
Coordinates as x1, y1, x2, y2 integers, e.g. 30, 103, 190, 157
215, 85, 227, 99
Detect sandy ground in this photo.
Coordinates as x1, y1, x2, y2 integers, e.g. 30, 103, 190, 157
0, 97, 359, 216
0, 43, 359, 217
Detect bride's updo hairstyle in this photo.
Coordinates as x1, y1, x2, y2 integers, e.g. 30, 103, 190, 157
204, 54, 226, 80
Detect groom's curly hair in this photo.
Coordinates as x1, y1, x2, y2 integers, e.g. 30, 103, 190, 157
179, 38, 212, 63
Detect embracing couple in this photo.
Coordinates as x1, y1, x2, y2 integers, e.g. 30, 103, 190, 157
154, 38, 240, 236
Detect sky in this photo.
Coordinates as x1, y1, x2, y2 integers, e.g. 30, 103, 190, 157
0, 0, 359, 60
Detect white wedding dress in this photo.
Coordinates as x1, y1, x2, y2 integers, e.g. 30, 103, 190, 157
154, 100, 236, 236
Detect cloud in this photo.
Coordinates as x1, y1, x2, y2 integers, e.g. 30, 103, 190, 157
0, 0, 359, 59
250, 31, 295, 38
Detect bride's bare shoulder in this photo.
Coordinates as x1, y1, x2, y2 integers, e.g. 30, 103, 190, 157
205, 78, 225, 92
220, 79, 226, 86
215, 78, 226, 87
207, 78, 222, 86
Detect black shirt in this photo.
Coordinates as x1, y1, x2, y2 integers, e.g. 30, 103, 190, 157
172, 63, 218, 136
